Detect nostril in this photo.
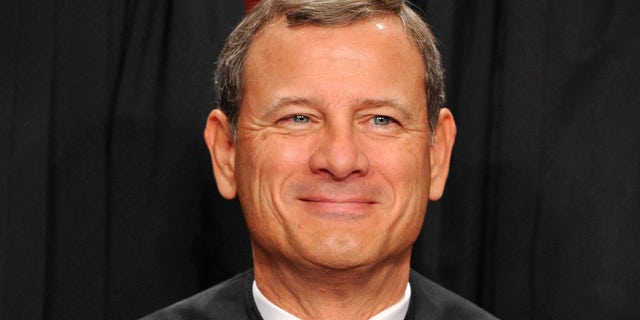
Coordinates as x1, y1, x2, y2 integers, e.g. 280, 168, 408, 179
308, 134, 370, 180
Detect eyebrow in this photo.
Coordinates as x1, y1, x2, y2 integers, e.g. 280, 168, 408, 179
264, 96, 320, 118
264, 96, 415, 119
355, 98, 415, 119
269, 96, 317, 109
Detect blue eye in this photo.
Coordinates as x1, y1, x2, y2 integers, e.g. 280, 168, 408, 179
292, 115, 310, 123
373, 116, 391, 126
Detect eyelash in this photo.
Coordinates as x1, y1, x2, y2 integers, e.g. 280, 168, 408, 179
372, 115, 392, 126
291, 114, 310, 123
277, 114, 314, 127
277, 114, 400, 128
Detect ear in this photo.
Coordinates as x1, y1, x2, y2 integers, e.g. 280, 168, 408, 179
204, 109, 237, 199
428, 108, 457, 201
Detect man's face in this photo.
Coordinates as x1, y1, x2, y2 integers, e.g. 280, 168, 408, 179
207, 15, 454, 270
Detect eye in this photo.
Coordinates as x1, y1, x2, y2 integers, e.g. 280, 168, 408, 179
276, 114, 313, 128
291, 114, 310, 123
372, 115, 392, 126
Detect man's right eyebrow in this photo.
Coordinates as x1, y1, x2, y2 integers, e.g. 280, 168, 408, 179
264, 96, 318, 116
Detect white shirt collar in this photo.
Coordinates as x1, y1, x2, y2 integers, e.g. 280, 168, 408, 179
252, 281, 411, 320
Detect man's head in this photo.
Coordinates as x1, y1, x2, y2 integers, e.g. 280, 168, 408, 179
205, 0, 455, 273
215, 0, 445, 134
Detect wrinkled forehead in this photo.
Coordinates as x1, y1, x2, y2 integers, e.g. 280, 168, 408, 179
238, 13, 427, 125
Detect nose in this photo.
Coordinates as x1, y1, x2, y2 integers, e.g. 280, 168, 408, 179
308, 123, 370, 180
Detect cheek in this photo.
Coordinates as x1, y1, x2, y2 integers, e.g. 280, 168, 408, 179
235, 135, 314, 246
371, 140, 430, 185
235, 135, 311, 196
260, 136, 312, 174
369, 139, 432, 221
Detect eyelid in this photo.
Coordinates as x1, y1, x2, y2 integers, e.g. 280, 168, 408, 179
369, 114, 400, 126
372, 115, 389, 125
291, 114, 312, 124
275, 113, 318, 128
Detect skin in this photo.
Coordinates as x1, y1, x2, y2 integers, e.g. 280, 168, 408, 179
205, 15, 456, 320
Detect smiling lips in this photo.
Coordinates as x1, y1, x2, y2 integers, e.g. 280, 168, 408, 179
289, 180, 387, 218
298, 196, 377, 219
300, 196, 375, 204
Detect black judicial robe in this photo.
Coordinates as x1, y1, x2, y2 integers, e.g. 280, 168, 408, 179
140, 269, 498, 320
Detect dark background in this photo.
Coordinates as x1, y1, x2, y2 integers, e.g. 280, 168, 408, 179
2, 0, 639, 319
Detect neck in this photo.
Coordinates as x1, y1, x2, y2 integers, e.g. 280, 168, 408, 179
252, 247, 411, 320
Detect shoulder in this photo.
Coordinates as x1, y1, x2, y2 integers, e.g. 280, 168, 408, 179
407, 270, 498, 320
139, 270, 261, 320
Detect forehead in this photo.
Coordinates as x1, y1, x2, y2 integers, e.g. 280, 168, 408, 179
240, 14, 426, 115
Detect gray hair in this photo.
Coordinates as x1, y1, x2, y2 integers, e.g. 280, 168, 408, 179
215, 0, 444, 133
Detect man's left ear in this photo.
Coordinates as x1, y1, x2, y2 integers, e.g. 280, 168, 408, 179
429, 108, 457, 201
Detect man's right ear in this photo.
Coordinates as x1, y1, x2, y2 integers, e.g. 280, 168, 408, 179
204, 109, 237, 199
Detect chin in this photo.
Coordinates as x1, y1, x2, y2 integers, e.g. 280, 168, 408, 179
308, 255, 370, 271
303, 237, 381, 270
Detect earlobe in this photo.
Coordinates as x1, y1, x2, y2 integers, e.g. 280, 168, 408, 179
204, 109, 237, 199
428, 108, 457, 201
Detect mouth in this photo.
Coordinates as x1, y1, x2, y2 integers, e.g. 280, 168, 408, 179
300, 195, 376, 204
298, 197, 377, 219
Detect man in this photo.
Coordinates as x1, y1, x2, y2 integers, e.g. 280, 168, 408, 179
143, 0, 497, 319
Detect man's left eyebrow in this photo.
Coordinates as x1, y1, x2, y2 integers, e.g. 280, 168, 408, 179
355, 98, 414, 118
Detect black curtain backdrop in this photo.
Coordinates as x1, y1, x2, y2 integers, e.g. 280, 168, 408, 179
1, 0, 638, 319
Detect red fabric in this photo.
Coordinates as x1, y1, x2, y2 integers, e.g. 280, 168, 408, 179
244, 0, 260, 11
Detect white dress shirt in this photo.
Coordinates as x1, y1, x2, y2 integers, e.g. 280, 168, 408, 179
252, 281, 411, 320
